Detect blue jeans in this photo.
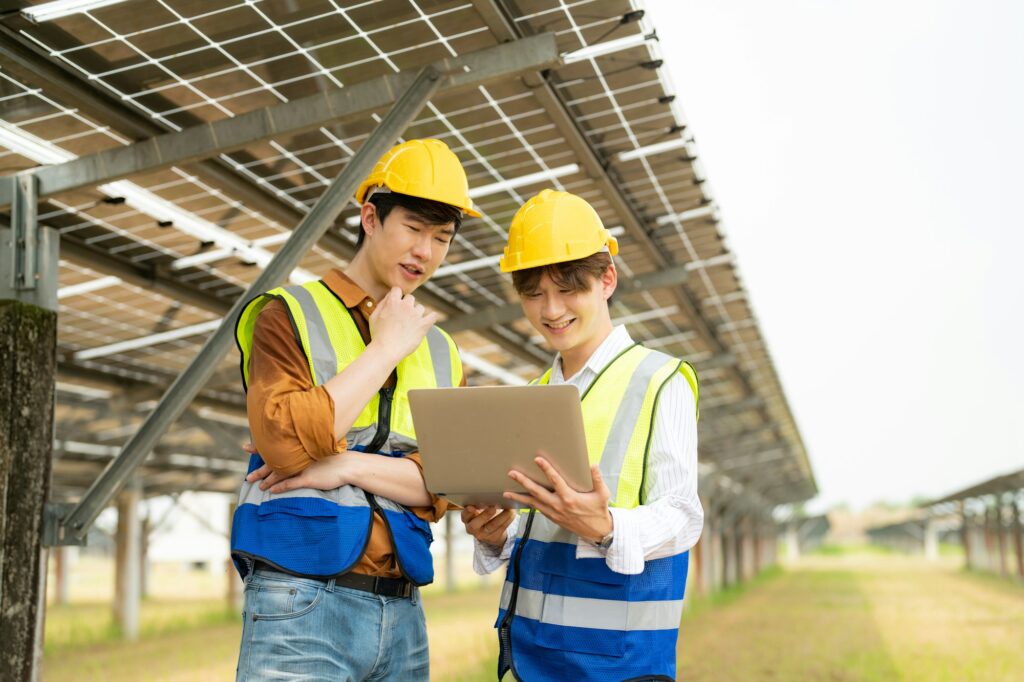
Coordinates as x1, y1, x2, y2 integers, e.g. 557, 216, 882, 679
236, 568, 428, 681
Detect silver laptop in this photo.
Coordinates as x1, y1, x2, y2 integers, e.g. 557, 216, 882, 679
408, 384, 593, 507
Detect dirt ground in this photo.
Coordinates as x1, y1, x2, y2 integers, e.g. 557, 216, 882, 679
43, 550, 1024, 681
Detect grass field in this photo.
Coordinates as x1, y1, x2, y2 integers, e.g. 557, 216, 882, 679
678, 550, 1024, 681
43, 548, 1024, 681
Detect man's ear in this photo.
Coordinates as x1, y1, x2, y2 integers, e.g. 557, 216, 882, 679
360, 202, 379, 240
601, 261, 618, 301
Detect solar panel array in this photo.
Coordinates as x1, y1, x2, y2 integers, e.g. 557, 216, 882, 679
1, 0, 816, 510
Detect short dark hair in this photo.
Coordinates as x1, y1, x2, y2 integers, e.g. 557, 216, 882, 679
511, 251, 613, 296
356, 191, 464, 249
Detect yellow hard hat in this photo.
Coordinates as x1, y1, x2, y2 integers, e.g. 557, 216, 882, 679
354, 139, 480, 217
499, 189, 618, 273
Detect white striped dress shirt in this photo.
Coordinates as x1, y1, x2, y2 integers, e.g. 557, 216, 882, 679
473, 325, 703, 575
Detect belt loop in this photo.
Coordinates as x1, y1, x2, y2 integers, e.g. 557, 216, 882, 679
410, 585, 418, 605
326, 577, 336, 592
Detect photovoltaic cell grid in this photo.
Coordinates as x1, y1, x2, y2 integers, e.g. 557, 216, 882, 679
0, 0, 816, 505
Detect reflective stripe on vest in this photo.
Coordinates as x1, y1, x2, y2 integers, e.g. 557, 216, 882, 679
235, 281, 460, 451
231, 280, 461, 584
501, 344, 698, 681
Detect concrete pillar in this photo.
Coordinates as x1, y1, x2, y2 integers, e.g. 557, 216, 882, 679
971, 518, 986, 569
751, 520, 762, 574
712, 526, 724, 591
700, 511, 716, 595
723, 524, 739, 587
0, 294, 59, 682
53, 546, 70, 605
114, 485, 142, 640
445, 512, 456, 593
984, 504, 997, 573
1013, 497, 1024, 581
140, 515, 150, 599
960, 502, 971, 570
995, 499, 1008, 577
785, 522, 801, 562
741, 518, 755, 580
924, 518, 939, 561
689, 535, 704, 597
226, 501, 242, 611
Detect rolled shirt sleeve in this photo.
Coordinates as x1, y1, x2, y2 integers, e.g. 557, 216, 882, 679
575, 372, 703, 575
246, 300, 344, 477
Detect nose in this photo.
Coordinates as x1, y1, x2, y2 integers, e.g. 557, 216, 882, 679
541, 294, 566, 321
411, 232, 432, 260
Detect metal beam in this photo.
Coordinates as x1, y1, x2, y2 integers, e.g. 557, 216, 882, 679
700, 424, 778, 449
54, 67, 443, 544
0, 24, 552, 369
714, 449, 788, 473
695, 353, 738, 372
0, 34, 560, 206
700, 396, 765, 417
442, 263, 690, 334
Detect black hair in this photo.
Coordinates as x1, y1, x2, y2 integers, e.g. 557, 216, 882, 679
356, 191, 464, 249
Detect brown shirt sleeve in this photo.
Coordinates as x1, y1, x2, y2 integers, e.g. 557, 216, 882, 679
246, 300, 344, 477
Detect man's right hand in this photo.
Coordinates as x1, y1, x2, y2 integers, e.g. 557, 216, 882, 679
369, 287, 441, 363
461, 505, 516, 547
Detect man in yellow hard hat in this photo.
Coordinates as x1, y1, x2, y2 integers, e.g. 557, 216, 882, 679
462, 189, 703, 681
231, 139, 479, 681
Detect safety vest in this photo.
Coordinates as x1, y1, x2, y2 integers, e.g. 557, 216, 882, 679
229, 280, 462, 585
497, 343, 699, 682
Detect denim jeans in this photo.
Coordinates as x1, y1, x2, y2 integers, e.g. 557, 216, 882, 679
236, 568, 428, 681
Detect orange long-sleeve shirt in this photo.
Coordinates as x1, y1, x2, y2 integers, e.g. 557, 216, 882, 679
245, 268, 456, 578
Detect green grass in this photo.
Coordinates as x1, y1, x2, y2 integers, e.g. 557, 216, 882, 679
45, 598, 237, 653
43, 551, 1024, 681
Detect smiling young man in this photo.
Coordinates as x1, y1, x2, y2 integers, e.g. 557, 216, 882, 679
462, 189, 703, 681
230, 139, 477, 681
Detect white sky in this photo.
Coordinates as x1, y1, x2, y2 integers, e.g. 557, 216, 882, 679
646, 0, 1024, 510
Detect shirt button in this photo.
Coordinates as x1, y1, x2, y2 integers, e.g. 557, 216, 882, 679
366, 301, 373, 308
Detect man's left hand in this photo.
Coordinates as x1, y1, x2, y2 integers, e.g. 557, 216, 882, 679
503, 454, 613, 544
242, 442, 297, 491
244, 443, 351, 493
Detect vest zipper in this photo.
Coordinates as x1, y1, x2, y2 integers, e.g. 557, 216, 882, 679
499, 509, 536, 678
365, 385, 394, 454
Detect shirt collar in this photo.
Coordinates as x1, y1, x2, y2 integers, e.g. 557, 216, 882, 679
321, 268, 376, 317
552, 325, 634, 381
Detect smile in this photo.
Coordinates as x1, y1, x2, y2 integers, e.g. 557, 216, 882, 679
544, 319, 575, 334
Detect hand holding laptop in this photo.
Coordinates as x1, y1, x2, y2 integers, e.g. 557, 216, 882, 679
504, 454, 613, 545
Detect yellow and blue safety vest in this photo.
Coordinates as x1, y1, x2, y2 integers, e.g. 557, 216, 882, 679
229, 280, 462, 585
497, 344, 699, 681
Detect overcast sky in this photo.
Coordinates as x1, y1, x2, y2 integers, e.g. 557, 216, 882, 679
646, 0, 1024, 510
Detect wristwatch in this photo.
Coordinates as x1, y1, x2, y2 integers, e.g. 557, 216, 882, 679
593, 530, 614, 551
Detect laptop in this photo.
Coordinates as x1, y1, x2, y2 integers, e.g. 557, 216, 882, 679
408, 384, 592, 507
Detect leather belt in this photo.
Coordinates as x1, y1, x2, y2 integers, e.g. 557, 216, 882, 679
334, 571, 415, 598
253, 562, 415, 599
